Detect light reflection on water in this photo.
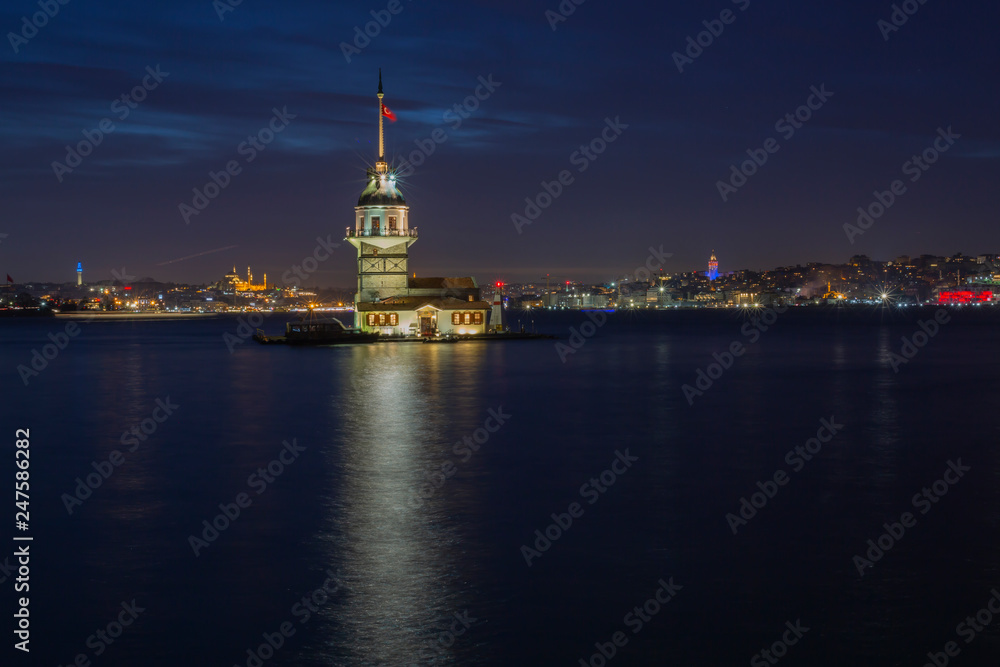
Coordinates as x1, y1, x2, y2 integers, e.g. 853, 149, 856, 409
321, 344, 489, 665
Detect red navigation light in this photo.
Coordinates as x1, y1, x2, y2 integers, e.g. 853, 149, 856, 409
124, 286, 131, 290
496, 282, 503, 287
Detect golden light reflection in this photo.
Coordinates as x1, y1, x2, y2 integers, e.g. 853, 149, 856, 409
324, 343, 487, 664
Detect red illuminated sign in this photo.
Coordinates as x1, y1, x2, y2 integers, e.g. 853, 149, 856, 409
938, 291, 992, 303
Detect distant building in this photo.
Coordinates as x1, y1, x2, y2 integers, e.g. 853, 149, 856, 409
220, 266, 268, 292
708, 251, 719, 281
76, 262, 83, 286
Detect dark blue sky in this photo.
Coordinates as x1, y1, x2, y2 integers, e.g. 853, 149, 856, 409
2, 0, 999, 286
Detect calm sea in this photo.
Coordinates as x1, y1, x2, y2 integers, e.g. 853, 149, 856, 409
2, 307, 999, 666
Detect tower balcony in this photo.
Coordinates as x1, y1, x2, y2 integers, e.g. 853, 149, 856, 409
345, 227, 417, 238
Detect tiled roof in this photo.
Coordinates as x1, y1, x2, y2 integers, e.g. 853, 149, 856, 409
357, 296, 490, 312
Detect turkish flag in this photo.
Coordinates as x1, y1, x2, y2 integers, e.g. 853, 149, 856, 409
6, 274, 11, 283
381, 103, 397, 122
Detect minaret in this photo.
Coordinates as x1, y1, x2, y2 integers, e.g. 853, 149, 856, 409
345, 70, 417, 326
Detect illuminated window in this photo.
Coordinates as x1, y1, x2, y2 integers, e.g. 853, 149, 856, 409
366, 314, 376, 326
463, 313, 471, 325
473, 312, 483, 325
378, 313, 386, 325
389, 313, 398, 325
388, 216, 397, 231
452, 312, 461, 325
372, 217, 380, 234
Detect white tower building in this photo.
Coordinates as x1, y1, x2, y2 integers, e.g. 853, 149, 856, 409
345, 71, 489, 336
345, 70, 417, 316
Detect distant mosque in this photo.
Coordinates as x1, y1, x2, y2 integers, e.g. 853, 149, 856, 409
345, 70, 491, 335
219, 266, 268, 292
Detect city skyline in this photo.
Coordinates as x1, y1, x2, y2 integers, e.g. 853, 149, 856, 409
2, 2, 998, 286
10, 247, 999, 290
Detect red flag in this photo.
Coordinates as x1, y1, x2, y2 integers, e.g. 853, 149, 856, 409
6, 274, 11, 283
381, 103, 397, 122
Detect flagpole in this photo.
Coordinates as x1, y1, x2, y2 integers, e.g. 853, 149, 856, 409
376, 68, 387, 174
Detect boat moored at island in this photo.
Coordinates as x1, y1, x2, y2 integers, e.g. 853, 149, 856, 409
252, 316, 379, 345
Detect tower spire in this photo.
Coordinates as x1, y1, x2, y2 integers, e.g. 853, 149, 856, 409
376, 68, 387, 174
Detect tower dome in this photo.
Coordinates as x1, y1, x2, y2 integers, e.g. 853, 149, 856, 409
357, 169, 407, 207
